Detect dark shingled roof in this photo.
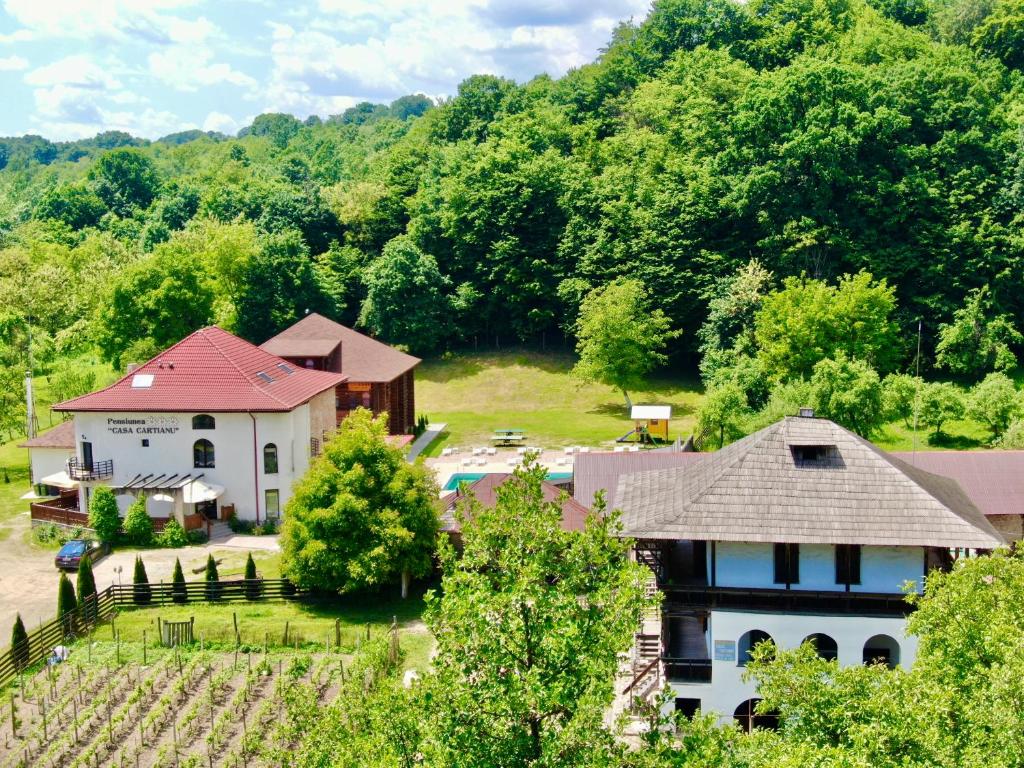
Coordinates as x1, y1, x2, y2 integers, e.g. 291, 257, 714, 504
572, 451, 706, 510
613, 417, 1004, 549
442, 473, 590, 535
19, 419, 75, 449
260, 313, 420, 383
892, 450, 1024, 519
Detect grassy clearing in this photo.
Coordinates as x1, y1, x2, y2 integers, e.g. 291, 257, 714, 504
106, 586, 433, 670
417, 349, 703, 453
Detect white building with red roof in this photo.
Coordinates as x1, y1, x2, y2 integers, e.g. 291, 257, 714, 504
47, 326, 345, 530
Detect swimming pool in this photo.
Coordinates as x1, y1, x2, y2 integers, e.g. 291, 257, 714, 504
442, 471, 573, 491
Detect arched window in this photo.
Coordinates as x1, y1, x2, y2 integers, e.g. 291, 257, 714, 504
193, 439, 215, 468
737, 630, 774, 667
733, 698, 778, 733
263, 443, 278, 474
192, 414, 216, 430
863, 634, 900, 669
803, 633, 839, 662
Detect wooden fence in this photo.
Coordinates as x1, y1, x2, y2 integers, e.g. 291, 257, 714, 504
0, 577, 308, 689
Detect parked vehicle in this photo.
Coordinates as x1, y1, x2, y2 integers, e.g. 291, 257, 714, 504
54, 539, 107, 570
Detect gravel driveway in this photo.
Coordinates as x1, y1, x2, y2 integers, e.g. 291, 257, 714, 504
0, 512, 280, 637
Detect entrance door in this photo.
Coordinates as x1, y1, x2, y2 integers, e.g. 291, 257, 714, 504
195, 499, 218, 521
81, 441, 93, 471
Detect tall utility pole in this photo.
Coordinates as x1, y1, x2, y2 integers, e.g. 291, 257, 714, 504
911, 319, 922, 462
23, 317, 37, 439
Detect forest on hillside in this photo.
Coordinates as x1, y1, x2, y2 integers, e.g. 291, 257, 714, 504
1, 0, 1024, 437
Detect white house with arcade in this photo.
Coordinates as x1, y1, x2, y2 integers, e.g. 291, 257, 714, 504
45, 326, 343, 530
577, 413, 1005, 729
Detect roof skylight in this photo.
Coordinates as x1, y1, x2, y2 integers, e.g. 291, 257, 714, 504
130, 374, 154, 388
256, 371, 274, 383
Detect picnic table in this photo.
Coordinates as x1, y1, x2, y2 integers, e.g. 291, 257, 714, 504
491, 429, 527, 446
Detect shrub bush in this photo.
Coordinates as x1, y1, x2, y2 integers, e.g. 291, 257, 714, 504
205, 554, 221, 600
158, 518, 188, 548
244, 552, 262, 600
123, 497, 154, 546
88, 486, 121, 544
171, 558, 187, 604
10, 613, 28, 670
133, 556, 151, 605
187, 529, 209, 545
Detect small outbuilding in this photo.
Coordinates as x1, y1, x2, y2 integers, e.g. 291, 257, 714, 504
623, 405, 672, 443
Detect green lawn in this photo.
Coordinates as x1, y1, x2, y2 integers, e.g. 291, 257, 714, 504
417, 349, 703, 454
106, 588, 433, 671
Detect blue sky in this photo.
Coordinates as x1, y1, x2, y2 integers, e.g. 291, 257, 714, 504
0, 0, 652, 141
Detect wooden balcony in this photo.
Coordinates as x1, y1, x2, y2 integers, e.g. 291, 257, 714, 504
662, 584, 912, 617
67, 457, 113, 481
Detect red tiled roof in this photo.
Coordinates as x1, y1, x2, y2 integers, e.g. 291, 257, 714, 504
442, 473, 590, 534
892, 451, 1024, 519
260, 313, 420, 382
19, 419, 75, 449
54, 327, 346, 413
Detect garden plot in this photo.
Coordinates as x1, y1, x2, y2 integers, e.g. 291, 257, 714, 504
0, 634, 391, 768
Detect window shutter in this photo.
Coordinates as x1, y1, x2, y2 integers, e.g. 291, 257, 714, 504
849, 544, 861, 585
773, 543, 787, 584
789, 544, 799, 584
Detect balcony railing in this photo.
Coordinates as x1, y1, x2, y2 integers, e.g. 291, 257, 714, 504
661, 584, 911, 617
67, 457, 114, 481
663, 658, 712, 683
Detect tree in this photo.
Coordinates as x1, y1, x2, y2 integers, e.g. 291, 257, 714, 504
56, 572, 77, 634
754, 272, 898, 383
245, 113, 302, 148
34, 183, 106, 229
967, 372, 1022, 439
234, 230, 330, 342
809, 355, 885, 437
281, 408, 439, 595
132, 556, 151, 605
88, 486, 120, 544
76, 557, 97, 621
882, 373, 922, 427
571, 278, 681, 409
48, 365, 96, 405
357, 235, 450, 354
205, 554, 221, 600
422, 462, 653, 766
936, 286, 1023, 378
171, 558, 187, 604
695, 383, 750, 449
89, 148, 161, 216
919, 382, 966, 438
10, 613, 28, 670
94, 251, 215, 367
122, 497, 154, 546
973, 0, 1024, 69
245, 552, 262, 600
697, 259, 774, 384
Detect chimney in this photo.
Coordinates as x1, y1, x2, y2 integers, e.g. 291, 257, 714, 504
126, 363, 139, 374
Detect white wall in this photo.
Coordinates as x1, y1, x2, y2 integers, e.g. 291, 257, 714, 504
29, 447, 73, 486
72, 405, 322, 522
714, 541, 924, 593
667, 608, 918, 722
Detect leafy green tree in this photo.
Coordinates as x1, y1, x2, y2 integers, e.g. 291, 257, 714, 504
234, 230, 330, 342
422, 462, 653, 766
357, 235, 450, 354
171, 557, 187, 604
132, 556, 151, 605
88, 486, 121, 544
34, 183, 106, 229
76, 557, 97, 621
936, 286, 1023, 378
998, 418, 1024, 448
571, 278, 681, 409
698, 259, 774, 384
973, 0, 1024, 69
696, 383, 750, 449
89, 148, 161, 216
809, 354, 885, 436
48, 365, 96, 405
282, 408, 439, 595
882, 373, 922, 427
755, 272, 898, 384
205, 554, 221, 600
440, 74, 516, 142
56, 572, 77, 634
95, 251, 215, 367
919, 381, 966, 438
10, 613, 28, 670
967, 372, 1022, 439
245, 113, 302, 148
122, 497, 154, 546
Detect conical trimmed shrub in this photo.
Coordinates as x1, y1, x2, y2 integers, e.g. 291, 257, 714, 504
133, 556, 151, 605
244, 552, 261, 600
56, 573, 77, 635
77, 558, 97, 622
10, 614, 28, 671
205, 554, 220, 600
171, 558, 187, 604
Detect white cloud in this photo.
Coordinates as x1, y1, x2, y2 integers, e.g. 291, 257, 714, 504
202, 110, 239, 134
148, 46, 257, 91
2, 0, 212, 44
0, 55, 29, 71
24, 55, 122, 89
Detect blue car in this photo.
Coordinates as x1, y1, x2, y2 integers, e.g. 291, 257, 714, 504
54, 539, 107, 571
